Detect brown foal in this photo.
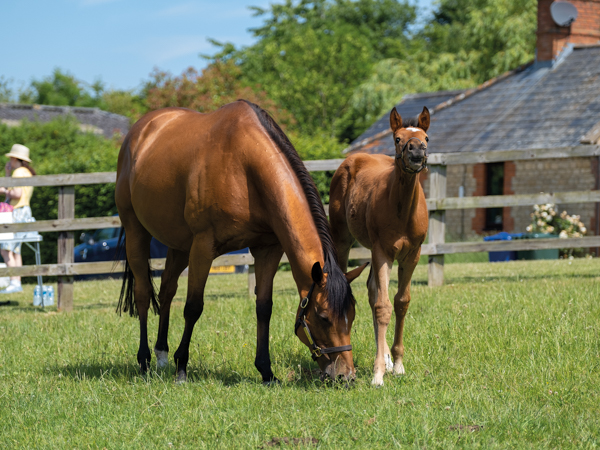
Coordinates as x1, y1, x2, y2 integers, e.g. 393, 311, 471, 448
329, 106, 430, 386
115, 100, 366, 383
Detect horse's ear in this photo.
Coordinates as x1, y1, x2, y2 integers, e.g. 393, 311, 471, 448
345, 262, 369, 284
390, 107, 402, 133
311, 262, 324, 284
418, 106, 430, 132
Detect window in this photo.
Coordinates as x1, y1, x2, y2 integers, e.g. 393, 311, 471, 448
485, 162, 504, 231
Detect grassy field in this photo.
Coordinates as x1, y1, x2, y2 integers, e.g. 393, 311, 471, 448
1, 258, 599, 448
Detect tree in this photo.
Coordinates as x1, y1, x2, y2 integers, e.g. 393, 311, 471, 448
338, 0, 537, 140
208, 0, 417, 138
143, 59, 292, 127
421, 0, 537, 81
19, 68, 104, 107
0, 76, 14, 103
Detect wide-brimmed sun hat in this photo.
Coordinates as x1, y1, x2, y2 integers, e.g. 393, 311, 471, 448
5, 144, 32, 163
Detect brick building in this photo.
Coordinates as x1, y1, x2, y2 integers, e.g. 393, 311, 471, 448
0, 103, 130, 139
345, 0, 600, 239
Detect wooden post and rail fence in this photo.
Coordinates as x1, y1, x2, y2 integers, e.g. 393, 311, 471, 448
2, 144, 600, 311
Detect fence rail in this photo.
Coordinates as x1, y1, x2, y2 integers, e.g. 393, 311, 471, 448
1, 144, 599, 309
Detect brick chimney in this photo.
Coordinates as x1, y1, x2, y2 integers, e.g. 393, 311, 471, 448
537, 0, 600, 62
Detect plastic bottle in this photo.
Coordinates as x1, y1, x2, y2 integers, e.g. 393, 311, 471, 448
33, 285, 42, 306
42, 285, 55, 306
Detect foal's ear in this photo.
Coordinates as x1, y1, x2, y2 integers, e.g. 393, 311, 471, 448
389, 107, 402, 133
345, 262, 369, 284
311, 262, 324, 284
418, 106, 430, 132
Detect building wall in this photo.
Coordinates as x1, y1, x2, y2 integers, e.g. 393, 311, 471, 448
421, 157, 597, 238
510, 157, 597, 234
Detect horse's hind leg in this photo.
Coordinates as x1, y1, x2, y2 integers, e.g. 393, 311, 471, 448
173, 235, 214, 382
122, 218, 155, 372
154, 248, 190, 369
251, 245, 284, 384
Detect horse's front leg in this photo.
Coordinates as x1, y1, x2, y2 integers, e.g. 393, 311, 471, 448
173, 236, 213, 383
391, 250, 420, 376
251, 245, 284, 385
154, 248, 190, 369
368, 246, 393, 386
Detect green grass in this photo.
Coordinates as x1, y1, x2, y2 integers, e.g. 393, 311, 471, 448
1, 259, 599, 448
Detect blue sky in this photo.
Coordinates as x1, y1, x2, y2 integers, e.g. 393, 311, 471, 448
1, 0, 435, 93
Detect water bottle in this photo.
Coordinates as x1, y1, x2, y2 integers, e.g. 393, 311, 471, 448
42, 285, 54, 306
33, 285, 42, 306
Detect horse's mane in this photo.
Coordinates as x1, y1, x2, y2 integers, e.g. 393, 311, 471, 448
402, 117, 420, 128
240, 99, 354, 319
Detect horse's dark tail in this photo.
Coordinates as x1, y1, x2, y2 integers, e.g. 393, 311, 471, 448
115, 227, 160, 317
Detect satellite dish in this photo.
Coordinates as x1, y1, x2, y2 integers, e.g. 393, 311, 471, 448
550, 1, 578, 27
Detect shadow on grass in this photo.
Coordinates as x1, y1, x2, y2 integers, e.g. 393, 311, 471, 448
47, 355, 356, 390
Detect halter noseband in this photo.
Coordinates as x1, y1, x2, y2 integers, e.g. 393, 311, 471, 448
294, 282, 352, 360
395, 137, 428, 174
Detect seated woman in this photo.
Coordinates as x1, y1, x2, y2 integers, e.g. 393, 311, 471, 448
0, 144, 36, 294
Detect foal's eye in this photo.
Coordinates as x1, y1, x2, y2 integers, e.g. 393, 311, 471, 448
425, 136, 429, 142
395, 138, 400, 144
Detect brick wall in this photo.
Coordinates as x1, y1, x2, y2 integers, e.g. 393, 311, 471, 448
537, 0, 600, 62
510, 157, 597, 234
422, 158, 597, 239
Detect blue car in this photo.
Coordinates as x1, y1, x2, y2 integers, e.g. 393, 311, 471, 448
74, 226, 249, 277
75, 227, 167, 264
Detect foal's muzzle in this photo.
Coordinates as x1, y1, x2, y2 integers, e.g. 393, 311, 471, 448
396, 137, 428, 174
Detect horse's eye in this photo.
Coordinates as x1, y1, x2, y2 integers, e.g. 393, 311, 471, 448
425, 137, 429, 142
316, 307, 331, 323
395, 138, 400, 144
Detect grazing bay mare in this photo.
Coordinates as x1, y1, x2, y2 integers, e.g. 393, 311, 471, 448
329, 107, 430, 386
115, 100, 367, 383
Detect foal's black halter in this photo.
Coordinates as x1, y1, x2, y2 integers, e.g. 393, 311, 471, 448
395, 137, 428, 174
294, 282, 352, 361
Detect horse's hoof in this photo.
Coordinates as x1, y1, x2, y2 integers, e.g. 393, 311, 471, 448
139, 361, 150, 374
393, 363, 406, 376
154, 349, 169, 369
371, 375, 384, 387
175, 370, 187, 384
385, 354, 393, 372
262, 378, 280, 386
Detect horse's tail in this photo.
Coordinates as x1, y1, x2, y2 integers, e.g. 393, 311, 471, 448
115, 227, 160, 317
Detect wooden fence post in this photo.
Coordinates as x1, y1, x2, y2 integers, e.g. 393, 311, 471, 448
57, 186, 74, 311
428, 165, 447, 287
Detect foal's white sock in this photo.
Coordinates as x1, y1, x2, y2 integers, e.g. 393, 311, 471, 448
10, 280, 21, 287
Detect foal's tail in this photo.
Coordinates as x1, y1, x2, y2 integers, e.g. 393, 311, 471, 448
115, 227, 160, 317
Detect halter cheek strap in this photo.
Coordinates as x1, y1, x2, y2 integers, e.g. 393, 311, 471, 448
395, 137, 428, 174
294, 282, 352, 360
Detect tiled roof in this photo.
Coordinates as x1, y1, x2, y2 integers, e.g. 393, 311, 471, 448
0, 103, 130, 139
347, 44, 600, 156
